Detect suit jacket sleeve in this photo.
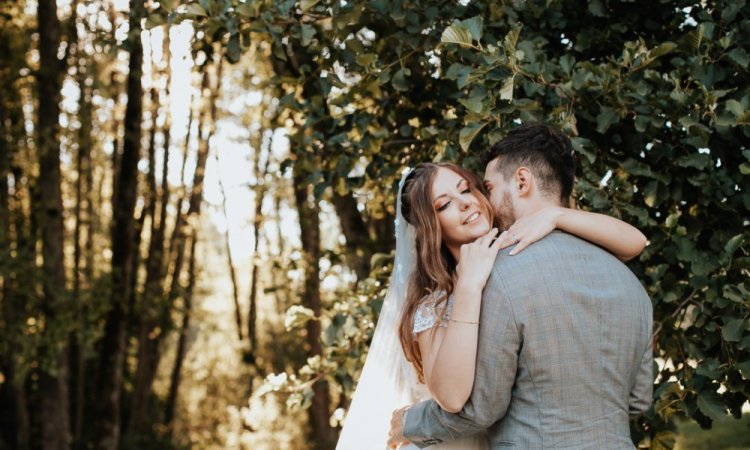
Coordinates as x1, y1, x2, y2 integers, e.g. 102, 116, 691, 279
403, 263, 520, 448
629, 325, 654, 415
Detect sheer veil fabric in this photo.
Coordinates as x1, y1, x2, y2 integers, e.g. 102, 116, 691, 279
336, 169, 488, 450
335, 168, 427, 450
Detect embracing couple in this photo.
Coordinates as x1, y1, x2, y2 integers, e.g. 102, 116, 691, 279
336, 123, 654, 450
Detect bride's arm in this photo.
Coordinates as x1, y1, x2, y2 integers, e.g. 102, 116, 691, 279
498, 207, 647, 261
417, 284, 482, 413
417, 229, 502, 413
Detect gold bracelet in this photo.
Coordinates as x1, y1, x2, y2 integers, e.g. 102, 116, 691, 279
448, 318, 479, 325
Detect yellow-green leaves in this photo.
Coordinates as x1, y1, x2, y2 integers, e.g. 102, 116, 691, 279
441, 24, 473, 47
459, 122, 487, 151
441, 16, 484, 48
500, 75, 514, 101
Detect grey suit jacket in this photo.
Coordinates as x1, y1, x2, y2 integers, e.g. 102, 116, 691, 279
404, 232, 653, 449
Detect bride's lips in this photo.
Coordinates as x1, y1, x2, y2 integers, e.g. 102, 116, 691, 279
463, 211, 481, 225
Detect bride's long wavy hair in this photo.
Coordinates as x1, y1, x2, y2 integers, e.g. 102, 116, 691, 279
397, 162, 493, 383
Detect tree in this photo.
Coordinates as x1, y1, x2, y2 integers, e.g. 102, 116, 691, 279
93, 1, 145, 447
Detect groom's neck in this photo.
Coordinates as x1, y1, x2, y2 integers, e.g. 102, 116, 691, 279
514, 198, 561, 220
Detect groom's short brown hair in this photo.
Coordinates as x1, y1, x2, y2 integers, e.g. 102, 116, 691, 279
480, 123, 576, 204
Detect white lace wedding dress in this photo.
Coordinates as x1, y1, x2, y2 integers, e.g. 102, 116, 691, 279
335, 169, 488, 450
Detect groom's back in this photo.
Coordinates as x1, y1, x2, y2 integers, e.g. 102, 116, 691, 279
481, 231, 652, 449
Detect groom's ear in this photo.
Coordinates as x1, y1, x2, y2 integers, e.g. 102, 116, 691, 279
515, 167, 533, 197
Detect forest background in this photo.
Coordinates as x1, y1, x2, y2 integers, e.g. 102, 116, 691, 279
0, 0, 749, 449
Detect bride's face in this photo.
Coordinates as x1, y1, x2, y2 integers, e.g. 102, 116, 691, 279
431, 167, 492, 248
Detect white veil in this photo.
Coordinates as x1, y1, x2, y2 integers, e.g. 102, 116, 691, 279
336, 168, 425, 450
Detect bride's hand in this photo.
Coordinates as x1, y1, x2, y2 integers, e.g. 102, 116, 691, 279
495, 206, 564, 255
455, 228, 504, 290
387, 406, 411, 449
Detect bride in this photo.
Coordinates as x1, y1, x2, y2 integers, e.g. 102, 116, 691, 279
336, 162, 646, 450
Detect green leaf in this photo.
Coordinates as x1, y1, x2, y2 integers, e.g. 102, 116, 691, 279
596, 107, 619, 134
460, 93, 485, 114
445, 64, 473, 89
725, 234, 744, 255
235, 3, 255, 18
696, 359, 722, 378
740, 163, 750, 175
697, 390, 727, 421
160, 0, 178, 13
737, 360, 750, 378
500, 75, 514, 101
560, 54, 575, 74
726, 47, 749, 68
300, 0, 320, 11
459, 122, 487, 151
725, 99, 744, 118
457, 16, 483, 41
355, 53, 376, 67
145, 13, 165, 30
682, 24, 704, 50
441, 25, 473, 47
722, 318, 745, 342
676, 153, 711, 170
652, 431, 677, 450
186, 3, 207, 16
588, 0, 607, 17
648, 42, 676, 60
391, 68, 410, 92
300, 24, 316, 46
226, 33, 241, 63
503, 25, 521, 56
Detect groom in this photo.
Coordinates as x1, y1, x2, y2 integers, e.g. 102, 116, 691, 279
388, 124, 653, 449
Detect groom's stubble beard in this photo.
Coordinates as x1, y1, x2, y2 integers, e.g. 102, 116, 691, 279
494, 190, 516, 231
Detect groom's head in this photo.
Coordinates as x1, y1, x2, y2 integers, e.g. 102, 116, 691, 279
480, 123, 576, 230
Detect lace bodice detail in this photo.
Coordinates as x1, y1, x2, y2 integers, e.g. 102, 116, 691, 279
412, 291, 454, 334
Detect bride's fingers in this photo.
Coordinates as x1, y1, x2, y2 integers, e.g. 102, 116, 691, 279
491, 231, 508, 250
509, 235, 532, 255
476, 228, 498, 248
494, 229, 517, 249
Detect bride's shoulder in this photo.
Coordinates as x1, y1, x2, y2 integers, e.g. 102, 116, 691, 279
412, 290, 453, 335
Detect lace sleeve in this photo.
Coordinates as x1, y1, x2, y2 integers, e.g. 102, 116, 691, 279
412, 292, 454, 335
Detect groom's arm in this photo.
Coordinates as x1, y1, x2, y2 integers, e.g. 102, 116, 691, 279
629, 314, 654, 415
403, 267, 520, 447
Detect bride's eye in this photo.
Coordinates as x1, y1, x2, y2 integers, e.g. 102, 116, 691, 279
436, 202, 450, 212
462, 188, 471, 194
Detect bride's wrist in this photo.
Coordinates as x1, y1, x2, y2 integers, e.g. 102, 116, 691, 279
550, 206, 566, 228
454, 282, 483, 299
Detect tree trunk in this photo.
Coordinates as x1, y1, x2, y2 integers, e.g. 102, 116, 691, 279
330, 186, 371, 280
160, 57, 219, 428
92, 1, 144, 448
131, 64, 190, 433
163, 234, 198, 427
246, 186, 263, 363
215, 151, 244, 342
245, 141, 269, 364
36, 0, 70, 448
70, 52, 93, 449
128, 87, 165, 434
0, 52, 31, 450
293, 167, 336, 450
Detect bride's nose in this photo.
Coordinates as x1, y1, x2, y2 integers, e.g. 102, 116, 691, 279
458, 197, 471, 210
